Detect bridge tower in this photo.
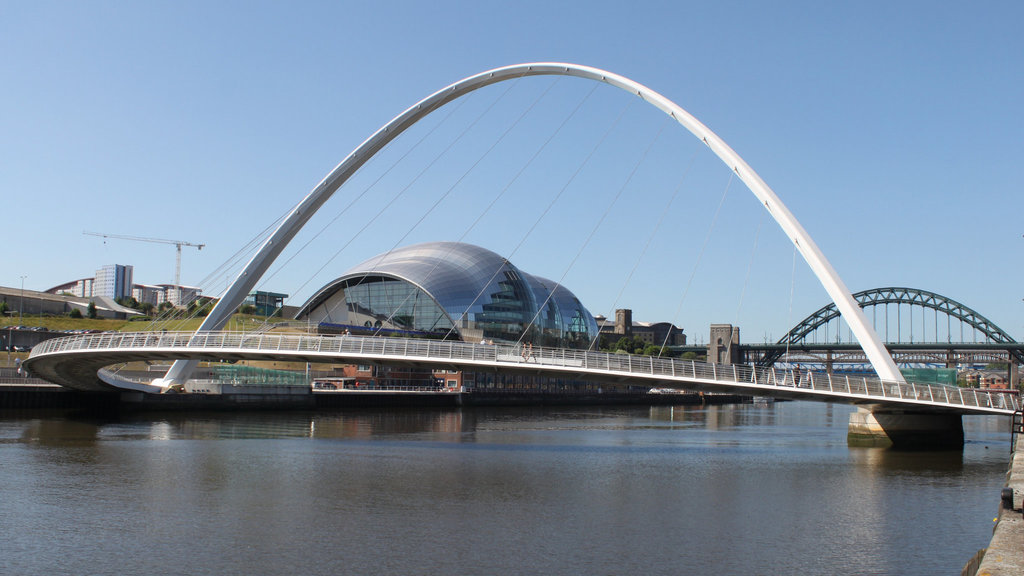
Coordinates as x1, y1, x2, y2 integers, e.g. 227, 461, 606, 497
614, 309, 632, 337
708, 324, 740, 365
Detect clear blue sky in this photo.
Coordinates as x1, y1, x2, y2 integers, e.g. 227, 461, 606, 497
2, 0, 1021, 343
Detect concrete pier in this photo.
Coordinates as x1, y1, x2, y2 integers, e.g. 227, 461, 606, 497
847, 408, 964, 449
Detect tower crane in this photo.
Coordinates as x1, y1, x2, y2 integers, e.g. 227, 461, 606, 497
83, 231, 205, 303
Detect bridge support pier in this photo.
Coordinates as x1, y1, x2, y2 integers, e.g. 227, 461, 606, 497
847, 408, 964, 449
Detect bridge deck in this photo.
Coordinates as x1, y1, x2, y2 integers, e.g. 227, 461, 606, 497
25, 332, 1021, 415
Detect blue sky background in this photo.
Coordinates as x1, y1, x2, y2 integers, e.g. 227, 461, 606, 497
1, 1, 1021, 344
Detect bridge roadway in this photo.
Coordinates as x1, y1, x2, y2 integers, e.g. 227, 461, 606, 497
24, 331, 1021, 416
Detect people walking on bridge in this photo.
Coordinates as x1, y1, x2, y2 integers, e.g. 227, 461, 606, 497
521, 342, 533, 362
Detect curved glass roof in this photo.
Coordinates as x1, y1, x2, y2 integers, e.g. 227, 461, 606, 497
297, 242, 599, 348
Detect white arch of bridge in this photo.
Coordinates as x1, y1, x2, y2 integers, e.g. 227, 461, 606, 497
161, 63, 904, 386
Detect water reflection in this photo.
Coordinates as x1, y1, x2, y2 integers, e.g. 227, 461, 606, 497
855, 446, 965, 472
0, 401, 1011, 576
20, 418, 100, 447
8, 403, 1012, 451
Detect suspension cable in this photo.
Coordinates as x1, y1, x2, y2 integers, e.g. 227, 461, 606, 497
591, 145, 701, 352
259, 90, 474, 296
285, 75, 531, 323
372, 82, 604, 338
139, 216, 283, 332
734, 209, 765, 327
144, 79, 487, 336
784, 243, 798, 366
663, 171, 735, 353
440, 91, 636, 342
518, 115, 673, 347
370, 77, 573, 284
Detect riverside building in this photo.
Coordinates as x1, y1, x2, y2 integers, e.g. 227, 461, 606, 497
295, 241, 599, 349
296, 242, 647, 393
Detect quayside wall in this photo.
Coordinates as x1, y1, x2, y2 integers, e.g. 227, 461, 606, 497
963, 417, 1024, 575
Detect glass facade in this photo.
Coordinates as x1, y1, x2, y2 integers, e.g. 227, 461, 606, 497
342, 276, 454, 335
297, 242, 599, 348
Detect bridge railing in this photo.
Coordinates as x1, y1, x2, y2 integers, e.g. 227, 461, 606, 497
28, 331, 1021, 413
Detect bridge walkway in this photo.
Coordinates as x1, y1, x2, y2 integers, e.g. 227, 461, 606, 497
25, 331, 1021, 416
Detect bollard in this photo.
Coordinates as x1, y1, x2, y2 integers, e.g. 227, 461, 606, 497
1000, 487, 1015, 510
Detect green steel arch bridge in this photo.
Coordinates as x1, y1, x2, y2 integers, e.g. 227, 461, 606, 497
738, 287, 1022, 385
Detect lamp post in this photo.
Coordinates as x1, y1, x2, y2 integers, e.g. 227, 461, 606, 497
19, 275, 26, 325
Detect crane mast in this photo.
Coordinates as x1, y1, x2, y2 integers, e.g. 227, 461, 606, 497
83, 231, 205, 304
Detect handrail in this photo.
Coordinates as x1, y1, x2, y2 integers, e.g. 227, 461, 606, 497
28, 332, 1022, 413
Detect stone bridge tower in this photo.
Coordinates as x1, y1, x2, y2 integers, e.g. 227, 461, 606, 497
709, 324, 740, 365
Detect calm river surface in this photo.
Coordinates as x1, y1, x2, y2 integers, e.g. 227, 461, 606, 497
0, 401, 1009, 575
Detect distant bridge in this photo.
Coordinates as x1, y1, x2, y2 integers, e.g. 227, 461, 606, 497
744, 342, 1024, 369
757, 287, 1022, 365
666, 287, 1024, 389
24, 331, 1020, 416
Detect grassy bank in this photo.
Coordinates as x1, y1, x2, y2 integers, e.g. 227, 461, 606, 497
0, 314, 284, 333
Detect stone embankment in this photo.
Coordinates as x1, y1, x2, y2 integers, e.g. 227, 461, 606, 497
965, 416, 1024, 576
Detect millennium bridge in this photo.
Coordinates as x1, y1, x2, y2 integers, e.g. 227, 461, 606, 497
27, 330, 1020, 414
23, 62, 1022, 448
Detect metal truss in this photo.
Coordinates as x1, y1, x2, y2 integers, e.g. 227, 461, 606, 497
761, 287, 1022, 366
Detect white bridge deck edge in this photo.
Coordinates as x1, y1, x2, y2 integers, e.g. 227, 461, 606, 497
25, 332, 1021, 415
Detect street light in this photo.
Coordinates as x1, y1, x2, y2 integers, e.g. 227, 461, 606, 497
19, 275, 26, 325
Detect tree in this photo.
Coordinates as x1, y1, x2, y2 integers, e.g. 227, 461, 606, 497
87, 302, 97, 319
116, 296, 140, 309
613, 335, 647, 355
69, 308, 83, 319
642, 344, 665, 356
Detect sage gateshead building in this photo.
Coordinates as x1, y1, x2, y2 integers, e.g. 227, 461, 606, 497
294, 242, 599, 349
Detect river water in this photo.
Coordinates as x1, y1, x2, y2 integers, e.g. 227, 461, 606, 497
0, 401, 1009, 575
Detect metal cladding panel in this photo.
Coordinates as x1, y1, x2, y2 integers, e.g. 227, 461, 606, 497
306, 242, 598, 347
340, 242, 521, 317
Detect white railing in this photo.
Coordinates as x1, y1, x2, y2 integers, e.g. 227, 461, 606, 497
30, 331, 1022, 413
